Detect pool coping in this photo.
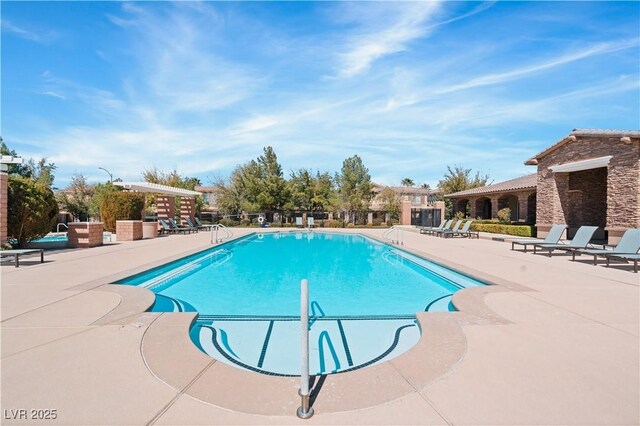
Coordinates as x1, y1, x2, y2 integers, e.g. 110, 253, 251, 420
75, 229, 534, 414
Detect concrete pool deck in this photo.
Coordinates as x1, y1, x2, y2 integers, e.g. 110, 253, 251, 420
1, 228, 638, 425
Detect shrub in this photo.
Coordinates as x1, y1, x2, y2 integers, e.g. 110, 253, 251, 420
470, 223, 535, 237
219, 218, 240, 227
7, 176, 59, 247
240, 218, 251, 226
346, 223, 354, 228
99, 191, 145, 232
372, 218, 383, 226
497, 208, 511, 224
323, 220, 343, 228
271, 221, 283, 227
454, 211, 465, 220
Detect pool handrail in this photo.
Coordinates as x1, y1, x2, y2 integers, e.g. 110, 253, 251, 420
382, 225, 404, 245
210, 223, 233, 244
56, 223, 69, 233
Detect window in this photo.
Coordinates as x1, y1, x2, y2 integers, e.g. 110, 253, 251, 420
412, 195, 421, 205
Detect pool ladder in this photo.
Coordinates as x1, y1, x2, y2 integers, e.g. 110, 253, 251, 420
211, 224, 233, 244
382, 226, 404, 245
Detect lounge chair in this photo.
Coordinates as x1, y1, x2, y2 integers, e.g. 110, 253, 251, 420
420, 221, 445, 235
423, 219, 452, 236
606, 253, 640, 273
195, 217, 214, 230
169, 217, 195, 233
572, 228, 640, 265
161, 218, 192, 234
296, 217, 303, 228
307, 217, 315, 228
158, 219, 174, 234
0, 249, 44, 267
511, 224, 568, 252
183, 217, 201, 232
435, 220, 462, 237
533, 226, 599, 257
444, 220, 477, 238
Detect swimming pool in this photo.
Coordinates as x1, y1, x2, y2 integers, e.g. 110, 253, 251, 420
117, 231, 485, 375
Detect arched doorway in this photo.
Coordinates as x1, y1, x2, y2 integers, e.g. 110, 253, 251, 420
498, 194, 519, 221
475, 197, 492, 219
454, 199, 470, 217
527, 193, 536, 223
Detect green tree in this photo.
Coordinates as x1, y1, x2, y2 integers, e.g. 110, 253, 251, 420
57, 173, 94, 221
88, 182, 119, 220
255, 146, 288, 213
7, 176, 59, 247
337, 155, 373, 224
401, 178, 414, 187
421, 183, 431, 190
99, 191, 145, 232
377, 187, 401, 220
438, 165, 491, 218
289, 169, 338, 214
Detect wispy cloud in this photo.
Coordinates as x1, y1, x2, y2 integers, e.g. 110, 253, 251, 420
1, 19, 57, 43
332, 2, 443, 78
436, 39, 640, 95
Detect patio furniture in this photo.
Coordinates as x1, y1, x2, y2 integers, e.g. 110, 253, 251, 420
420, 221, 445, 235
168, 218, 195, 234
435, 220, 462, 237
572, 228, 640, 265
423, 219, 452, 236
1, 249, 44, 267
183, 217, 201, 232
511, 224, 567, 252
533, 226, 599, 257
308, 217, 315, 228
195, 217, 214, 230
606, 253, 640, 273
296, 217, 303, 227
444, 220, 477, 238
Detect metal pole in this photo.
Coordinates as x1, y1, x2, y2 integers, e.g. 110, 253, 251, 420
297, 279, 314, 419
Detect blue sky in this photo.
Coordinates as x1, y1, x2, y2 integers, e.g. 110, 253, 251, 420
2, 1, 639, 189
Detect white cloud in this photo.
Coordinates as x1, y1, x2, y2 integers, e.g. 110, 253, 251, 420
1, 19, 57, 43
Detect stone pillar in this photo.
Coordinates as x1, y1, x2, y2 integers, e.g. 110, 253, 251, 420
434, 201, 445, 226
490, 196, 500, 220
400, 200, 412, 225
468, 197, 477, 219
68, 222, 104, 248
0, 171, 7, 246
157, 196, 175, 220
517, 193, 529, 223
180, 197, 195, 225
116, 220, 143, 241
367, 212, 373, 224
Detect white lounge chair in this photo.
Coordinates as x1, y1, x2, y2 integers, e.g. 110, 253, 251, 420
295, 217, 303, 227
307, 217, 315, 228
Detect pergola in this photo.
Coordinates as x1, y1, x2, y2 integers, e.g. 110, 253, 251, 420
114, 182, 202, 225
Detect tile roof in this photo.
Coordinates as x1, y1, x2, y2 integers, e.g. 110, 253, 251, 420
525, 129, 640, 165
445, 173, 537, 198
372, 184, 439, 195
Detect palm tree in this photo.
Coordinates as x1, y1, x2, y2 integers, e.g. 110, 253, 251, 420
401, 178, 414, 187
421, 183, 431, 190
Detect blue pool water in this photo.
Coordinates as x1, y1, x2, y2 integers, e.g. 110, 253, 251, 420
117, 231, 485, 375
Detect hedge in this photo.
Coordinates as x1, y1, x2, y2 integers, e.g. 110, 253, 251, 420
470, 223, 536, 237
100, 191, 145, 232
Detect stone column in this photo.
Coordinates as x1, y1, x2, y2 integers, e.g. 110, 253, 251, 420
367, 212, 373, 224
0, 171, 7, 246
400, 200, 412, 225
517, 193, 529, 223
468, 197, 477, 219
490, 196, 500, 220
157, 196, 175, 220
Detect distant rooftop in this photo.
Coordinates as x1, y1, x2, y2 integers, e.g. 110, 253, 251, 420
446, 174, 537, 198
372, 184, 439, 195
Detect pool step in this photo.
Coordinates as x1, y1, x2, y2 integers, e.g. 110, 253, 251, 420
194, 317, 420, 376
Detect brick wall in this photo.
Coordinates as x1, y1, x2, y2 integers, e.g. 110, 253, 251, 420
180, 197, 195, 225
535, 135, 640, 242
116, 220, 143, 241
0, 172, 7, 246
157, 196, 175, 220
68, 222, 104, 248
